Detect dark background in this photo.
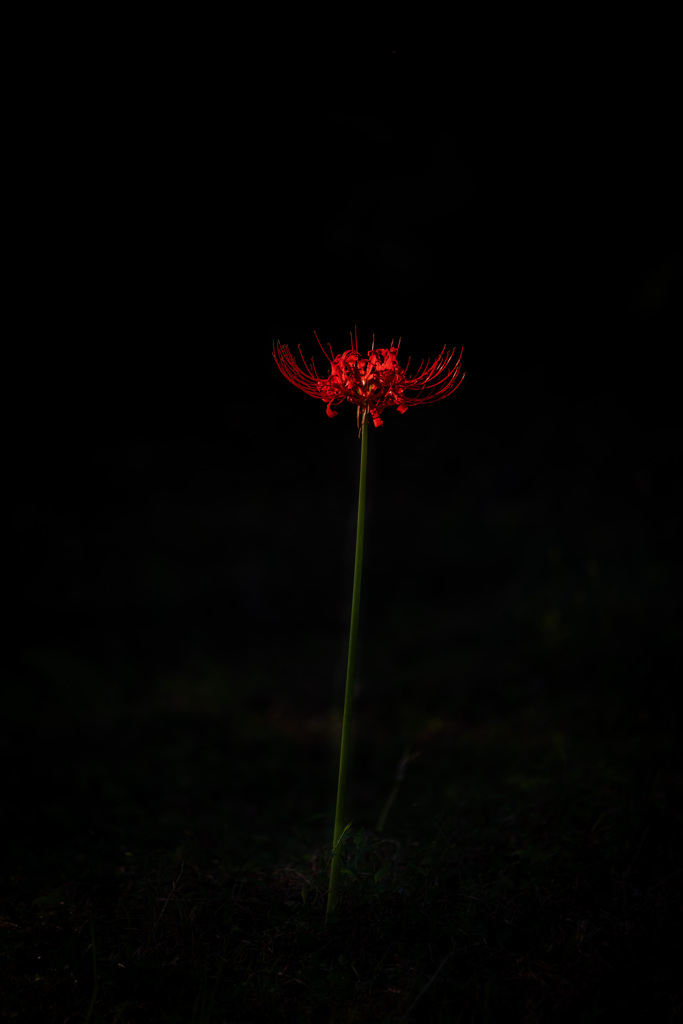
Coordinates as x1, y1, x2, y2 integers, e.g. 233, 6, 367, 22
3, 25, 682, 1020
6, 30, 680, 851
10, 35, 680, 683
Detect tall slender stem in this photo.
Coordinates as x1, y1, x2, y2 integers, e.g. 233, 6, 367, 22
326, 415, 369, 919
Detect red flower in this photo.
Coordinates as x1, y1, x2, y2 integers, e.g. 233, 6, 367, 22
273, 328, 465, 431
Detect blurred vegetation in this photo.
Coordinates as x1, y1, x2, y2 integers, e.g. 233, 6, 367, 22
4, 397, 680, 1021
3, 599, 680, 1021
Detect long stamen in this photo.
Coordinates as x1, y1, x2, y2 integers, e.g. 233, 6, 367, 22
314, 331, 335, 363
274, 331, 464, 425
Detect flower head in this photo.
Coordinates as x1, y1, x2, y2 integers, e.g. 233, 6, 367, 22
273, 327, 465, 432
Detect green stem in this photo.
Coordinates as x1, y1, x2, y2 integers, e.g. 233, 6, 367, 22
326, 414, 369, 920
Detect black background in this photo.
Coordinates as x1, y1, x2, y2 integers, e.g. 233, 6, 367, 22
3, 27, 682, 1019
7, 28, 681, 770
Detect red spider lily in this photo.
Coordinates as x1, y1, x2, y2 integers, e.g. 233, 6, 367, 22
273, 327, 465, 432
